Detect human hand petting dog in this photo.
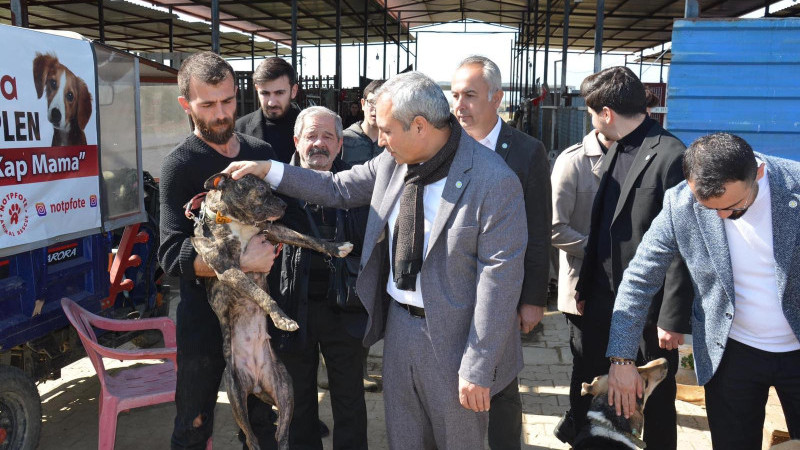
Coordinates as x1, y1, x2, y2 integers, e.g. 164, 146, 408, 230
607, 364, 643, 419
240, 234, 278, 273
657, 327, 684, 350
223, 160, 272, 180
459, 376, 490, 412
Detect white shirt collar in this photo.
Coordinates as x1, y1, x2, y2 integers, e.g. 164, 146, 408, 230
478, 116, 503, 151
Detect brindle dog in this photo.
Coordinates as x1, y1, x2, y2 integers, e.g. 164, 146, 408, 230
190, 172, 353, 450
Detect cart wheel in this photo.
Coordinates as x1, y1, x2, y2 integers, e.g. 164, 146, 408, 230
0, 365, 42, 450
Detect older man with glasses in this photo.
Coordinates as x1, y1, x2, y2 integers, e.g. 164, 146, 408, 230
607, 132, 800, 449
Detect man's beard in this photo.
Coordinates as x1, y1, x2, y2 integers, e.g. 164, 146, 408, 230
193, 113, 235, 145
727, 209, 748, 220
263, 103, 289, 120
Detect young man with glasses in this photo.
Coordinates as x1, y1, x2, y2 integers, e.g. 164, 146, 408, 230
341, 79, 385, 166
607, 132, 800, 449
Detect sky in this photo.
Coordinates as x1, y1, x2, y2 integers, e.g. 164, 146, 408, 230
128, 0, 795, 92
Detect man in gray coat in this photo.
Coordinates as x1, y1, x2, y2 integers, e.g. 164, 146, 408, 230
224, 71, 527, 449
607, 133, 800, 449
550, 129, 613, 441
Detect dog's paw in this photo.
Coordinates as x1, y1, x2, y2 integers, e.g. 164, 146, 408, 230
335, 242, 353, 257
271, 314, 299, 332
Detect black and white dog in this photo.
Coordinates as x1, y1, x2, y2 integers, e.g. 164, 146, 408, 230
573, 358, 669, 450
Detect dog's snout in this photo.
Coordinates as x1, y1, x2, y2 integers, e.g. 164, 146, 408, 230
49, 108, 61, 125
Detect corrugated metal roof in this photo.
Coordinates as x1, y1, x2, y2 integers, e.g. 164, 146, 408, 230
667, 18, 800, 160
0, 0, 290, 58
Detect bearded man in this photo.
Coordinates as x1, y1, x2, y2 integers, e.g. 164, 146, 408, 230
158, 51, 281, 450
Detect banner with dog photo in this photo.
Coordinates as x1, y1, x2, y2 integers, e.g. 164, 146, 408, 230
0, 25, 100, 252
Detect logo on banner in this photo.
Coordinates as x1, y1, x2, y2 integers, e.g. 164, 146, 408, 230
89, 194, 97, 207
0, 192, 29, 236
47, 242, 79, 265
35, 202, 46, 216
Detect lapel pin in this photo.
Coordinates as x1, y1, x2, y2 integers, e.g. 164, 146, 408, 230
456, 181, 463, 189
790, 200, 798, 208
645, 154, 652, 161
501, 143, 508, 149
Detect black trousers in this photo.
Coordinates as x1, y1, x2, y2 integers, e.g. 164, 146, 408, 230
565, 313, 584, 413
171, 279, 277, 450
704, 339, 800, 450
488, 377, 522, 450
576, 293, 678, 450
277, 300, 368, 450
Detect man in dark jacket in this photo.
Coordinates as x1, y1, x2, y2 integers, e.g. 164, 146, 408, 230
341, 79, 384, 166
570, 66, 693, 449
235, 57, 300, 164
271, 106, 369, 450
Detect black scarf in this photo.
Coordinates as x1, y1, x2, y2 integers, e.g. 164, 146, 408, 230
392, 115, 461, 291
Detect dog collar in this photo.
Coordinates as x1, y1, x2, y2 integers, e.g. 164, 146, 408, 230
202, 204, 233, 224
586, 416, 647, 449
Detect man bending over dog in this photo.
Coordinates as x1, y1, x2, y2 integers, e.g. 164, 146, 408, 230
608, 133, 800, 449
224, 71, 527, 449
269, 106, 370, 449
158, 51, 280, 450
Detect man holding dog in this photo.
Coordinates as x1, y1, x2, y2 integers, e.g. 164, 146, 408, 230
236, 57, 300, 164
451, 55, 551, 450
607, 132, 800, 449
158, 52, 280, 449
224, 71, 527, 449
269, 106, 369, 449
569, 66, 693, 449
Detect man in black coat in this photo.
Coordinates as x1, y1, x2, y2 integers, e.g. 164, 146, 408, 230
451, 55, 552, 450
235, 57, 300, 164
569, 66, 694, 450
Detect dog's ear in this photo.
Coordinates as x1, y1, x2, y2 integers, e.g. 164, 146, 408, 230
580, 382, 593, 396
76, 77, 93, 130
32, 53, 54, 99
204, 173, 231, 190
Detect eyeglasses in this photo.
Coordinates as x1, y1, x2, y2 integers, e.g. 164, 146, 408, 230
365, 99, 377, 109
699, 180, 758, 213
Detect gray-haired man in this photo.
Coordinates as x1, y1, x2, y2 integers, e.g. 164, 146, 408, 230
223, 71, 527, 448
452, 55, 551, 450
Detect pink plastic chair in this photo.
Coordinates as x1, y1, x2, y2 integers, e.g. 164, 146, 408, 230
60, 297, 211, 449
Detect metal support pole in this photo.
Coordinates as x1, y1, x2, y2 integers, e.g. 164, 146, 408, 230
684, 0, 699, 18
561, 0, 570, 94
318, 40, 322, 107
363, 0, 368, 81
406, 27, 410, 69
300, 47, 304, 80
292, 0, 298, 68
251, 34, 256, 109
336, 0, 342, 114
639, 50, 643, 79
396, 13, 402, 73
10, 0, 29, 27
169, 19, 175, 54
211, 0, 219, 54
509, 44, 514, 112
97, 0, 106, 43
543, 0, 551, 88
594, 0, 604, 73
533, 0, 539, 88
524, 9, 530, 98
659, 43, 664, 82
414, 32, 418, 71
383, 7, 387, 79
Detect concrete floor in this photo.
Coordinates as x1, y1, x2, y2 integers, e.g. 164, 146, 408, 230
34, 288, 787, 449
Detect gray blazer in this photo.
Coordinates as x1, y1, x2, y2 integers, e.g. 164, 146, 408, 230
276, 131, 527, 393
607, 154, 800, 385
